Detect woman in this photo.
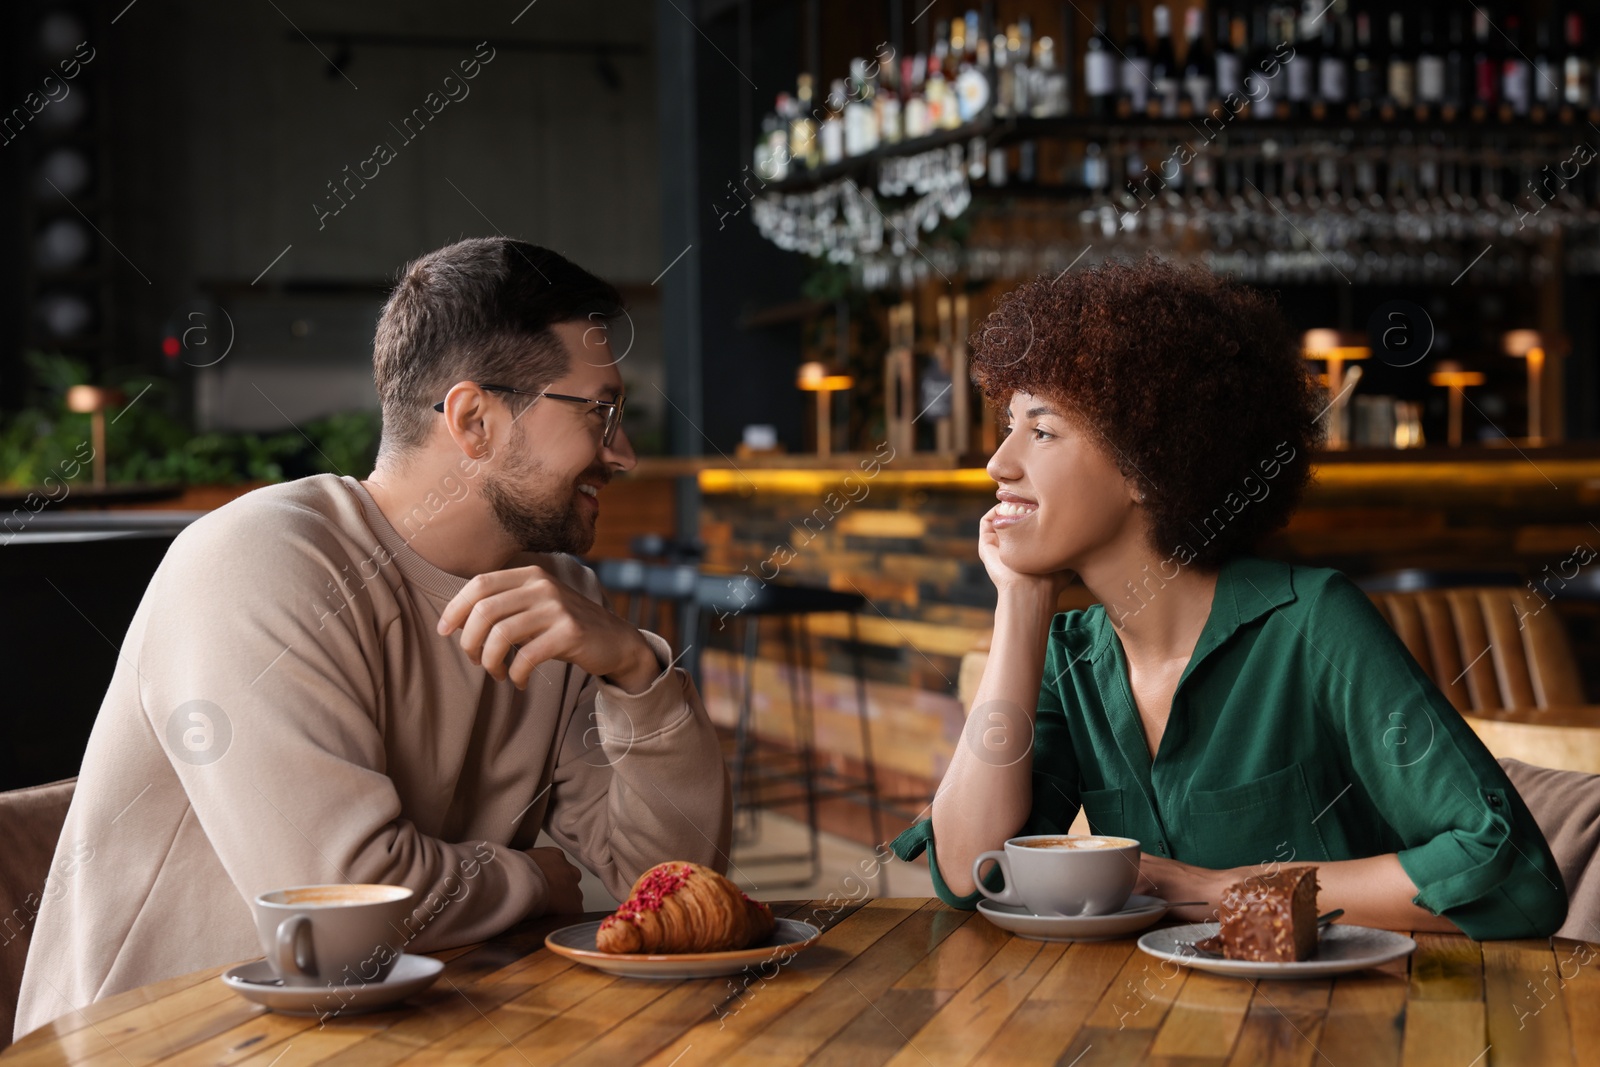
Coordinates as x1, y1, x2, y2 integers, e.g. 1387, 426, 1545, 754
892, 258, 1565, 938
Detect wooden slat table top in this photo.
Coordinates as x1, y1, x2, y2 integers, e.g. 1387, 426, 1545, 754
4, 899, 1593, 1066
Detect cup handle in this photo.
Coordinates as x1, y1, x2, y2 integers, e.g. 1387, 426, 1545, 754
972, 850, 1025, 907
275, 915, 316, 978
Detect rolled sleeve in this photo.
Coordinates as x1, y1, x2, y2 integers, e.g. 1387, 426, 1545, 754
890, 820, 984, 909
1311, 576, 1568, 939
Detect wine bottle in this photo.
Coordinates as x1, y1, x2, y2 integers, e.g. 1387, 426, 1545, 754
1084, 3, 1118, 118
1015, 17, 1035, 115
1472, 7, 1498, 121
1533, 17, 1557, 121
1214, 7, 1242, 106
956, 40, 993, 124
1121, 5, 1151, 118
1030, 36, 1068, 117
792, 74, 820, 169
1285, 5, 1313, 119
1182, 6, 1213, 116
820, 79, 846, 164
1386, 12, 1414, 117
1314, 9, 1348, 121
1565, 13, 1592, 114
1416, 8, 1443, 120
878, 47, 903, 142
756, 105, 785, 181
1150, 5, 1180, 117
1443, 8, 1466, 121
1244, 4, 1274, 119
994, 30, 1014, 118
1501, 15, 1531, 119
903, 55, 930, 139
1350, 10, 1379, 118
842, 60, 869, 157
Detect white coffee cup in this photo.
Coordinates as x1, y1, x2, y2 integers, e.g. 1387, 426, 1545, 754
252, 884, 415, 987
972, 834, 1141, 916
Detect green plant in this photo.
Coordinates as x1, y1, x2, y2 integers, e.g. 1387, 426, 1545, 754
0, 350, 383, 489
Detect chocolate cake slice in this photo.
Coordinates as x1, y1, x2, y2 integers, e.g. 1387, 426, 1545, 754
1216, 865, 1321, 962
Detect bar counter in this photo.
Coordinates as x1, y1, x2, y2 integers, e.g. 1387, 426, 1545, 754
622, 446, 1600, 822
52, 447, 1600, 831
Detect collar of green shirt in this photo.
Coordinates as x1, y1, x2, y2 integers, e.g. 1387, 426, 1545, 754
1071, 555, 1300, 685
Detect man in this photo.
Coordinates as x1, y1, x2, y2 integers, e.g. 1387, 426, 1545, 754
14, 237, 731, 1039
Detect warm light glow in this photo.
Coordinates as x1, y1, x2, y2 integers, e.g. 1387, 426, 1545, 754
1503, 329, 1543, 357
1428, 370, 1487, 387
1302, 329, 1370, 360
796, 365, 853, 392
65, 385, 123, 413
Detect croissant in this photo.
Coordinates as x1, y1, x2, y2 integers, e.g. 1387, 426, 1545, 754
596, 861, 775, 954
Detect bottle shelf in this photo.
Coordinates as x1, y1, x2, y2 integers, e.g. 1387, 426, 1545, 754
761, 111, 1600, 195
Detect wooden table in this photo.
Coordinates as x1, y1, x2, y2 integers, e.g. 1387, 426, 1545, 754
5, 898, 1597, 1065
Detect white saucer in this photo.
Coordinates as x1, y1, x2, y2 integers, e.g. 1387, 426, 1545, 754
1137, 922, 1417, 979
221, 953, 445, 1016
976, 895, 1171, 941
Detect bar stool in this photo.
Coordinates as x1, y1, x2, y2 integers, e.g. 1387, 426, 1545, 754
695, 574, 885, 889
593, 537, 706, 667
593, 558, 650, 626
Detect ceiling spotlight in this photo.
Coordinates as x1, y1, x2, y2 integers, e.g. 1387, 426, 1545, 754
36, 11, 86, 61
35, 147, 91, 198
36, 291, 94, 337
35, 218, 91, 270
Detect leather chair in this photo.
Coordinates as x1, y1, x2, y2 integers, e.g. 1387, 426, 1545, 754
1499, 759, 1600, 942
1366, 587, 1587, 713
0, 778, 75, 1049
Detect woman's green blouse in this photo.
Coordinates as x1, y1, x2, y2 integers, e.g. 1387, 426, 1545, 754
891, 557, 1567, 940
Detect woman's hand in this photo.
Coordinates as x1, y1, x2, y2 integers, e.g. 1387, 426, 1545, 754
1134, 853, 1236, 922
978, 505, 1074, 605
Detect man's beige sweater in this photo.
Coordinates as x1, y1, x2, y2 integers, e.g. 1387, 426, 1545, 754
14, 474, 730, 1039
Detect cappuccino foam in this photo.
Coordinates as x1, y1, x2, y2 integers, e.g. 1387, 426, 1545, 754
1020, 836, 1136, 850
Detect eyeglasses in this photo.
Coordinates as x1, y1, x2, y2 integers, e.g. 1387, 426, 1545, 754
433, 383, 626, 446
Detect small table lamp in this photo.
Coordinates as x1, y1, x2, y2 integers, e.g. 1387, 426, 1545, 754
1502, 329, 1563, 446
65, 385, 126, 488
797, 361, 853, 458
1427, 361, 1486, 447
1303, 330, 1370, 449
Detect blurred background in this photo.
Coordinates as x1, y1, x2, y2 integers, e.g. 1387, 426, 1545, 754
7, 0, 1600, 899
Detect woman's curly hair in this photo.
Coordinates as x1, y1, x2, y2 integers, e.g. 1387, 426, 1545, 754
971, 256, 1325, 568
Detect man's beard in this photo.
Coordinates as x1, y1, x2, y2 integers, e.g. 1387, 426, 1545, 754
480, 433, 602, 555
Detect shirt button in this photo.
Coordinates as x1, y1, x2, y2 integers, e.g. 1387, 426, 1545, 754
1487, 793, 1503, 807
1158, 843, 1169, 856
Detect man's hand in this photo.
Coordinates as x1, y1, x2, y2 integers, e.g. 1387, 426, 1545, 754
526, 846, 585, 914
1134, 853, 1237, 922
437, 565, 661, 693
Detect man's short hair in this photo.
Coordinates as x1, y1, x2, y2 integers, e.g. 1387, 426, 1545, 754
372, 237, 623, 460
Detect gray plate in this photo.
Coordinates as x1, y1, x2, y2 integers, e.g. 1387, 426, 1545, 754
545, 917, 822, 979
976, 895, 1171, 942
1138, 922, 1417, 978
221, 953, 445, 1016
